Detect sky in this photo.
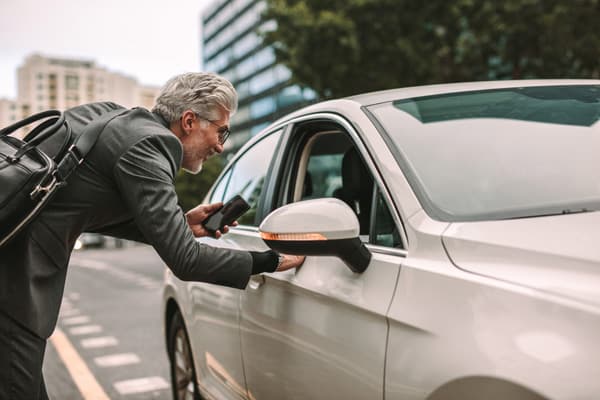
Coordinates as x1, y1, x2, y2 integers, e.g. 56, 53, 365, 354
0, 0, 214, 99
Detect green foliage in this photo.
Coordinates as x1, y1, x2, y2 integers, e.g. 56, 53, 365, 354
174, 156, 225, 212
263, 0, 600, 98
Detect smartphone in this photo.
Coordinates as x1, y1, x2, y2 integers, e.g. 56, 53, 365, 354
202, 195, 250, 235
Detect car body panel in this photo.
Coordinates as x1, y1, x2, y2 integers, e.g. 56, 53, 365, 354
185, 236, 248, 399
385, 210, 600, 399
386, 259, 600, 399
443, 211, 600, 308
239, 236, 402, 399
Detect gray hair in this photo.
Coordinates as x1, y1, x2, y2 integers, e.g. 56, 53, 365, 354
152, 72, 238, 123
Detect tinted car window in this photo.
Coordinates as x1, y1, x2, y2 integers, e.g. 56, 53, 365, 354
368, 85, 600, 221
372, 189, 402, 248
293, 130, 400, 247
222, 131, 280, 226
208, 168, 232, 203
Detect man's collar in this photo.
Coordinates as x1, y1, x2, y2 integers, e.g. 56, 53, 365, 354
151, 111, 170, 129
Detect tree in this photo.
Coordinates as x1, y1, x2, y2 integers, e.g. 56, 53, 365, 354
262, 0, 600, 99
174, 157, 224, 212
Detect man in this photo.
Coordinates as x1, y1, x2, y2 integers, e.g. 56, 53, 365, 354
0, 72, 304, 399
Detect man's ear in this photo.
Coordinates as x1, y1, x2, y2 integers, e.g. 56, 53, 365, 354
181, 110, 197, 134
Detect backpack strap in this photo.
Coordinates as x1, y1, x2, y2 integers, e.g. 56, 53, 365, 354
55, 108, 129, 182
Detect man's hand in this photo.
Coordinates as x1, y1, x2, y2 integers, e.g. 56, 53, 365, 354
276, 254, 306, 272
185, 202, 237, 238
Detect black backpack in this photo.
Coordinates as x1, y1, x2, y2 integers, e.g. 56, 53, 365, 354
0, 107, 125, 247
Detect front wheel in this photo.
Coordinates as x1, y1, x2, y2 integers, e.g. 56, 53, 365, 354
168, 312, 203, 400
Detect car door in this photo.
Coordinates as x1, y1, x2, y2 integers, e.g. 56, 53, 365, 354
187, 130, 283, 399
239, 117, 407, 400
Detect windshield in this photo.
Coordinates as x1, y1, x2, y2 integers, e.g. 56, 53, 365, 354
367, 85, 600, 222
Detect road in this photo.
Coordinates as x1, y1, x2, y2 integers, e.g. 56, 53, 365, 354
43, 243, 173, 400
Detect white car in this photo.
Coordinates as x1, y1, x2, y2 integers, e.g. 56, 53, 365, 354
163, 80, 600, 400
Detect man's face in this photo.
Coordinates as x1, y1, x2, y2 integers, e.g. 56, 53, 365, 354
180, 108, 230, 174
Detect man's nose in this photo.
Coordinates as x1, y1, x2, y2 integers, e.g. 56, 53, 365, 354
215, 143, 224, 153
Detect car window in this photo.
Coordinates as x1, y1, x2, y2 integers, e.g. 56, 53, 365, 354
208, 168, 232, 203
301, 154, 344, 200
222, 131, 280, 226
372, 189, 402, 248
290, 129, 400, 248
368, 84, 600, 221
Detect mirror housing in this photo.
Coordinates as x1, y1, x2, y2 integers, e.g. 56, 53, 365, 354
259, 198, 371, 273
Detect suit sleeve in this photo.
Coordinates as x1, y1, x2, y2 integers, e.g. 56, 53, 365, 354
112, 135, 253, 289
89, 219, 148, 243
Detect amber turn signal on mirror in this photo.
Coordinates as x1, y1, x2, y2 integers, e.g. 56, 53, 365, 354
259, 232, 327, 241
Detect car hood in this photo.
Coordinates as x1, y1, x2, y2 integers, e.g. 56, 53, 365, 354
442, 211, 600, 308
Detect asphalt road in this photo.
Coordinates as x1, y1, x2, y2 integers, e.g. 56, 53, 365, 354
43, 243, 173, 400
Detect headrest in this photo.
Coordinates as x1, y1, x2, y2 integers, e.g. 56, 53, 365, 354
341, 148, 372, 195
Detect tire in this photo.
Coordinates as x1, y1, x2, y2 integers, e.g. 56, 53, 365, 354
168, 312, 203, 400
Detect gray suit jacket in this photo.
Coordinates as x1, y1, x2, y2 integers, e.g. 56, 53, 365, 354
0, 102, 252, 338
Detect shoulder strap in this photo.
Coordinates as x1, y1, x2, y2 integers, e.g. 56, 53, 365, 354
55, 108, 129, 182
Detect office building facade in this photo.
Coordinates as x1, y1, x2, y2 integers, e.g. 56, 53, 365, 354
0, 98, 21, 128
202, 0, 317, 153
0, 54, 160, 137
17, 53, 159, 113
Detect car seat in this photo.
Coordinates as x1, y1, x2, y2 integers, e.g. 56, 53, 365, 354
333, 147, 373, 235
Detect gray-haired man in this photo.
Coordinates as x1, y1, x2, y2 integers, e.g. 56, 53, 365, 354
0, 72, 303, 399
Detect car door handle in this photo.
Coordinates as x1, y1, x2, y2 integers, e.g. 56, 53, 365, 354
248, 275, 265, 290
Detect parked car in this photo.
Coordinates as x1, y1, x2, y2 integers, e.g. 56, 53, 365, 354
162, 80, 600, 400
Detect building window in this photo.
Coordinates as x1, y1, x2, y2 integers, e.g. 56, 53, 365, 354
250, 122, 270, 136
232, 32, 260, 59
250, 96, 276, 119
65, 75, 79, 90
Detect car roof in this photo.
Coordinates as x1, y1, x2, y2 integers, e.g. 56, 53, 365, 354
267, 79, 600, 124
346, 79, 600, 106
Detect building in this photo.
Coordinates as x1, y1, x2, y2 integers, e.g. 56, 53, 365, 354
202, 0, 317, 153
0, 98, 21, 127
17, 54, 159, 113
0, 53, 160, 137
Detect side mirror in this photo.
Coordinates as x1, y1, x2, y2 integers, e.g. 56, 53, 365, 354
259, 198, 371, 273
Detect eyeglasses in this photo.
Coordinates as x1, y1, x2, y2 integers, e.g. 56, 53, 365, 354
205, 119, 231, 145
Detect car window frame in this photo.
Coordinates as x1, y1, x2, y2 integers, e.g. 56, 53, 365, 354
267, 113, 409, 251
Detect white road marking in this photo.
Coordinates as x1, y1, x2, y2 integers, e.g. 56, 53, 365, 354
113, 376, 170, 395
50, 328, 110, 400
70, 325, 103, 336
62, 315, 91, 325
94, 353, 141, 368
81, 336, 119, 349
